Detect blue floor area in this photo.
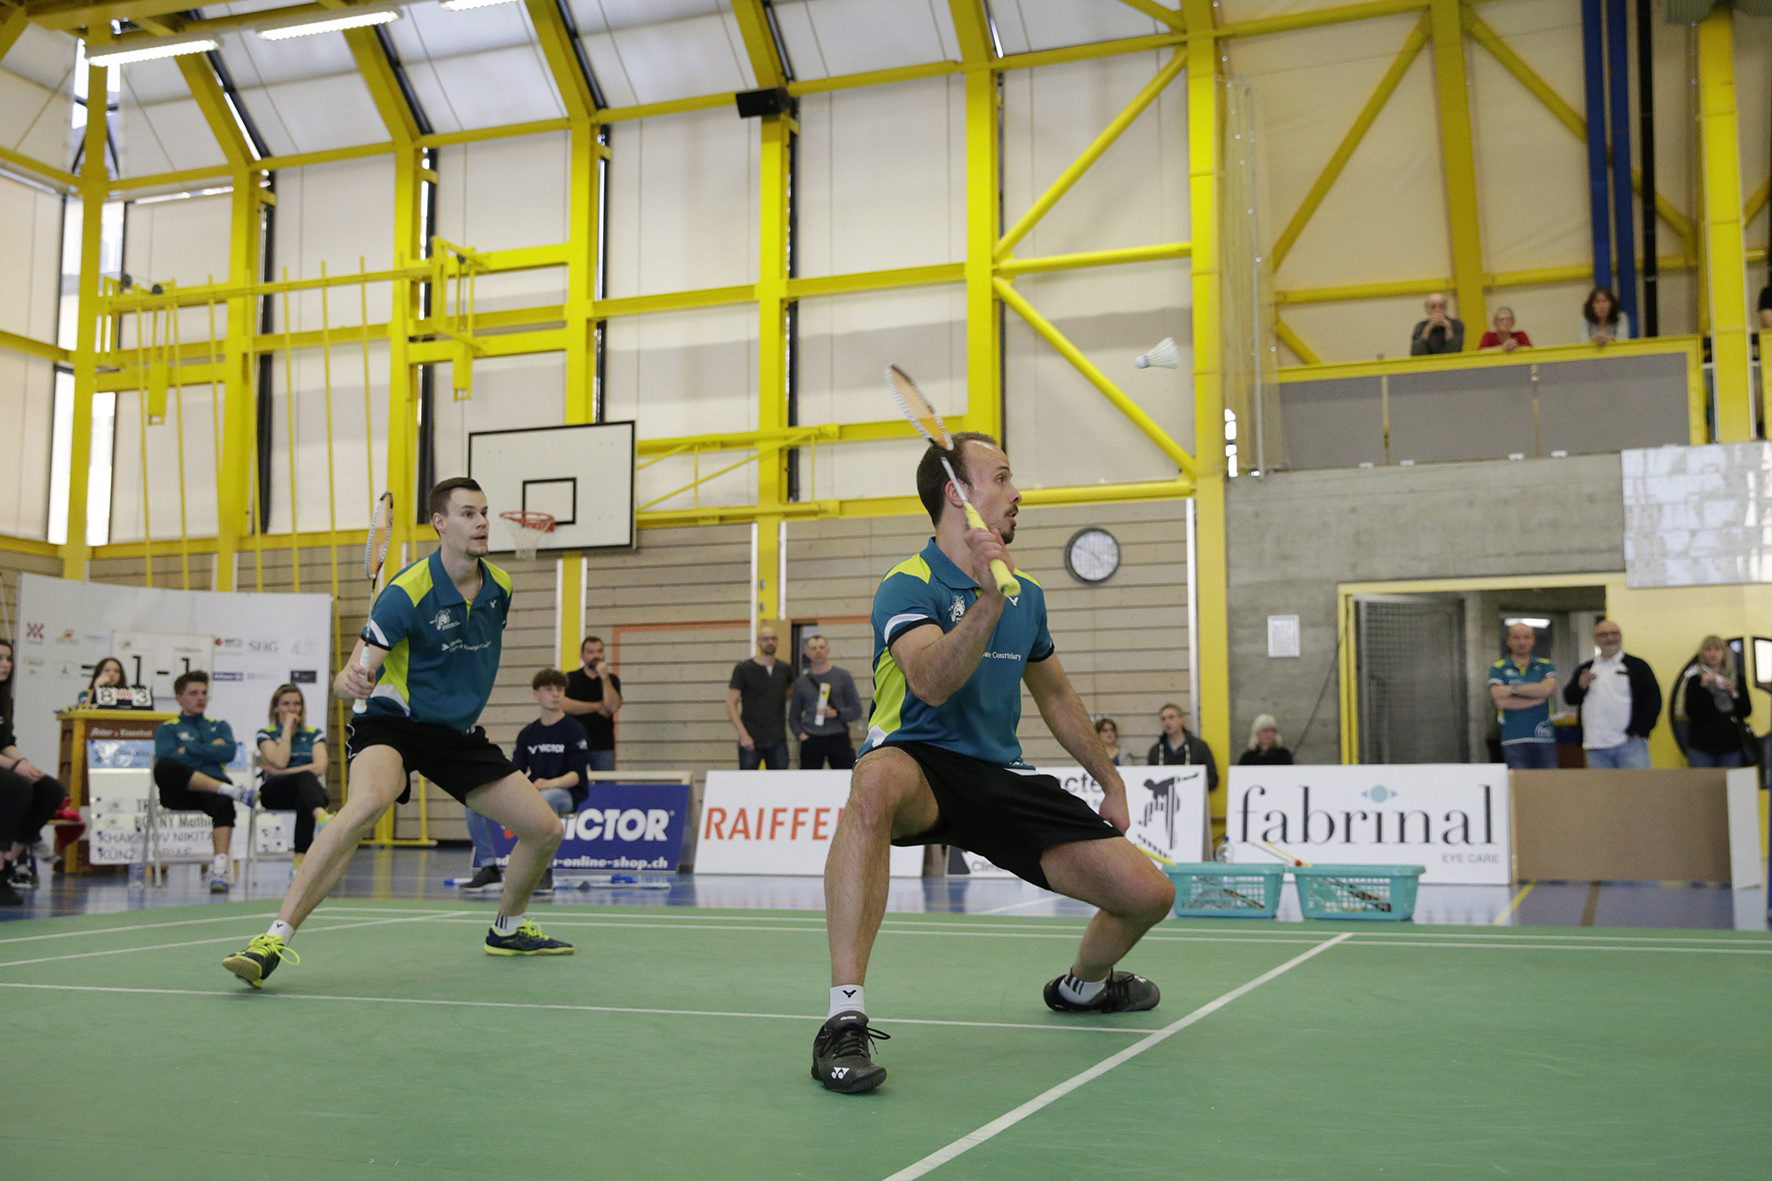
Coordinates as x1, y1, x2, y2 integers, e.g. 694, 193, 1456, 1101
4, 845, 1767, 931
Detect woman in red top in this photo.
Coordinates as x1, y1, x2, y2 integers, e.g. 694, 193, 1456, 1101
1478, 306, 1532, 352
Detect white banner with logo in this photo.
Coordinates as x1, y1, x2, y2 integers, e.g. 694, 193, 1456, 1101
953, 764, 1209, 879
1225, 764, 1511, 885
695, 771, 923, 876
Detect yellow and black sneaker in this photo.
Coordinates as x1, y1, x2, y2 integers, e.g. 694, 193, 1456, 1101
484, 920, 573, 956
223, 935, 299, 989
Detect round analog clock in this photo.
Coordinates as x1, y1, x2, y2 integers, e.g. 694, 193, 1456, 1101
1064, 527, 1121, 584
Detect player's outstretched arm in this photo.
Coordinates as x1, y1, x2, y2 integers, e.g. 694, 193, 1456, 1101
1025, 654, 1129, 831
334, 638, 389, 701
892, 593, 1003, 707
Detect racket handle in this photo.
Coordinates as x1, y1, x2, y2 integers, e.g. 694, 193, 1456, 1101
352, 646, 370, 716
961, 504, 1021, 597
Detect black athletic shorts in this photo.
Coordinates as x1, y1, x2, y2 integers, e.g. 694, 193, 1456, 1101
151, 761, 238, 826
881, 741, 1120, 890
344, 715, 519, 805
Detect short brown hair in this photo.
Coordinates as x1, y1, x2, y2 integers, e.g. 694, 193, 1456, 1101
174, 670, 209, 694
428, 477, 483, 524
531, 668, 568, 691
916, 432, 1000, 526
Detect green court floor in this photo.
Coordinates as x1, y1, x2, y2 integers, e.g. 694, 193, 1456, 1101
4, 902, 1767, 1179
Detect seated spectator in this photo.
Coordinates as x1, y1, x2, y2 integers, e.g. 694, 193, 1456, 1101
153, 670, 255, 893
1, 639, 69, 904
76, 656, 130, 706
254, 684, 333, 859
1094, 717, 1131, 766
509, 668, 593, 893
1410, 293, 1464, 355
1238, 714, 1294, 766
1477, 307, 1532, 352
1677, 635, 1752, 769
1581, 286, 1628, 346
1147, 702, 1218, 792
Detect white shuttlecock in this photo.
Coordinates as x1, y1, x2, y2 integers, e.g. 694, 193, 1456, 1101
1133, 336, 1181, 369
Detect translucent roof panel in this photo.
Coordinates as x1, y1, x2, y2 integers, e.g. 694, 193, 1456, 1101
568, 0, 753, 107
103, 56, 188, 105
773, 0, 960, 81
2, 21, 77, 92
116, 95, 229, 177
212, 26, 360, 89
232, 74, 392, 157
0, 29, 75, 168
990, 0, 1166, 56
390, 6, 565, 133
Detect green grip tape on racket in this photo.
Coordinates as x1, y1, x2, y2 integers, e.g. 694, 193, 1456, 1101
960, 500, 1020, 598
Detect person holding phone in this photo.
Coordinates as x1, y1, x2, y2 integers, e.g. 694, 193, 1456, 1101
1562, 620, 1662, 769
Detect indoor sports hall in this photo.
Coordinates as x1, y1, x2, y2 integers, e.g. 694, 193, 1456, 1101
0, 2, 1768, 1177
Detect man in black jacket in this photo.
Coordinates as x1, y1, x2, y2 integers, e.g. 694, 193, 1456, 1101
1562, 620, 1661, 769
1147, 702, 1217, 792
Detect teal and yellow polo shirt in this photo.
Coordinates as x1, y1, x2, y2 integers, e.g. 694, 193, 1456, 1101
1488, 656, 1557, 746
859, 538, 1053, 768
362, 548, 513, 733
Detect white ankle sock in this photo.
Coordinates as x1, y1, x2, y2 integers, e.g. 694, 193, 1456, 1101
493, 913, 524, 936
224, 784, 253, 804
829, 985, 865, 1018
1058, 973, 1106, 1004
267, 920, 295, 942
211, 854, 229, 876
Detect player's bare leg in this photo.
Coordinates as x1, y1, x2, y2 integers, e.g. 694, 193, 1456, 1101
1038, 836, 1175, 1013
464, 773, 565, 918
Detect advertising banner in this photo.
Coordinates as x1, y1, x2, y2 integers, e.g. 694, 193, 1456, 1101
489, 782, 692, 874
694, 771, 923, 876
1225, 764, 1511, 885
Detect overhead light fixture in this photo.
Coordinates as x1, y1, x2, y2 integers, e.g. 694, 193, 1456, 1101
86, 37, 219, 67
440, 0, 520, 9
257, 4, 403, 41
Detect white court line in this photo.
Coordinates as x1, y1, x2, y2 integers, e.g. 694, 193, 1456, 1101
0, 911, 471, 969
881, 933, 1354, 1181
0, 906, 462, 946
975, 897, 1065, 916
0, 981, 1164, 1035
1342, 938, 1772, 955
414, 917, 1331, 947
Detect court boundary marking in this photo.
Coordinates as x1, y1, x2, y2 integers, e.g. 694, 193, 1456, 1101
0, 911, 473, 969
882, 933, 1355, 1180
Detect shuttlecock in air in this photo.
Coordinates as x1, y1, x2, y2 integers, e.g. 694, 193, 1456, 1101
1133, 336, 1181, 369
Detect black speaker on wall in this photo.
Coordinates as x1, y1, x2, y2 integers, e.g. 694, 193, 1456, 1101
735, 87, 795, 118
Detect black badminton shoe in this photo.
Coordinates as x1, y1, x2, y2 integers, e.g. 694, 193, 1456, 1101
1043, 970, 1160, 1013
812, 1010, 889, 1094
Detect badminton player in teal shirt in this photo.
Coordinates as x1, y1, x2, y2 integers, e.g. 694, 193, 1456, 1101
223, 478, 572, 988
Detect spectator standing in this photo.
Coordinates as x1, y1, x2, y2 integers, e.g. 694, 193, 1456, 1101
1477, 307, 1532, 352
1410, 293, 1465, 355
727, 623, 793, 769
1238, 714, 1294, 766
0, 639, 69, 904
791, 635, 862, 770
562, 635, 621, 772
152, 670, 256, 892
1094, 718, 1130, 766
1147, 702, 1218, 793
1563, 620, 1661, 769
1488, 623, 1559, 770
254, 684, 333, 858
1581, 286, 1628, 346
1678, 635, 1752, 769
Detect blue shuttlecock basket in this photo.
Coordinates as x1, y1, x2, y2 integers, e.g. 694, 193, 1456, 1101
1165, 862, 1287, 918
1293, 864, 1424, 921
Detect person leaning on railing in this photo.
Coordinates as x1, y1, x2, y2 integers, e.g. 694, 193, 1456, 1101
1477, 307, 1532, 353
1409, 292, 1465, 355
1580, 286, 1628, 347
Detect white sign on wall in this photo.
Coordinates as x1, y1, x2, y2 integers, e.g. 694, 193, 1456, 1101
954, 764, 1209, 879
695, 771, 923, 876
1226, 764, 1511, 885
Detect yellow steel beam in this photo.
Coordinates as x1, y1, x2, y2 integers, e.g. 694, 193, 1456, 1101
786, 263, 962, 299
594, 285, 755, 319
1221, 0, 1428, 41
62, 58, 109, 579
525, 0, 596, 120
0, 6, 28, 59
1274, 334, 1700, 382
963, 61, 1001, 440
948, 0, 995, 64
996, 241, 1190, 277
0, 327, 69, 364
1274, 319, 1322, 366
730, 0, 786, 89
792, 61, 963, 97
1428, 0, 1484, 346
1272, 14, 1429, 269
996, 49, 1187, 261
1463, 11, 1693, 252
1696, 10, 1752, 442
0, 144, 79, 190
177, 54, 255, 168
1183, 0, 1228, 787
994, 276, 1196, 476
0, 534, 59, 558
345, 29, 421, 149
754, 109, 792, 625
421, 118, 572, 149
1116, 0, 1185, 31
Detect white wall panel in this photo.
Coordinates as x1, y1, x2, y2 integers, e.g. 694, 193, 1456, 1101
0, 352, 54, 538
406, 45, 566, 133
0, 177, 60, 340
797, 77, 965, 276
796, 286, 966, 423
436, 133, 570, 312
265, 343, 394, 535
991, 0, 1161, 55
274, 158, 397, 330
106, 387, 224, 543
118, 98, 230, 178
604, 110, 756, 296
0, 68, 72, 166
604, 306, 755, 437
121, 192, 233, 346
236, 77, 390, 157
429, 353, 569, 484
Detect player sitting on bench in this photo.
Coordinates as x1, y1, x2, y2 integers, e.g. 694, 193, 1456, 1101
153, 671, 255, 893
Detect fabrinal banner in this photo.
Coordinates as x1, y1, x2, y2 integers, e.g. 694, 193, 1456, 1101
1226, 764, 1511, 885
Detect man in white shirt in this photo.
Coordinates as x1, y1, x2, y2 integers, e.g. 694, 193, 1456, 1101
1562, 620, 1662, 769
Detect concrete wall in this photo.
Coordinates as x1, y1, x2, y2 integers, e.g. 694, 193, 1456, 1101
1226, 455, 1626, 764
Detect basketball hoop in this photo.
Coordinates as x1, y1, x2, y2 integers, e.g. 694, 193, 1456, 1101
500, 510, 556, 560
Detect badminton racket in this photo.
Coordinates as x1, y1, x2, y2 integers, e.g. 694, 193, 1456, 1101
884, 365, 1019, 597
1258, 839, 1390, 912
353, 491, 395, 716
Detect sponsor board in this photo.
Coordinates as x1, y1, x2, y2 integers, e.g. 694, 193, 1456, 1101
694, 771, 923, 876
953, 765, 1209, 879
488, 782, 691, 873
1226, 764, 1511, 885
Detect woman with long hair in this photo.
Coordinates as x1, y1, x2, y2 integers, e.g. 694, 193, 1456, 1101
1237, 714, 1294, 766
1679, 636, 1752, 769
1094, 717, 1130, 766
0, 639, 71, 903
1581, 286, 1628, 346
77, 657, 128, 706
255, 684, 333, 856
